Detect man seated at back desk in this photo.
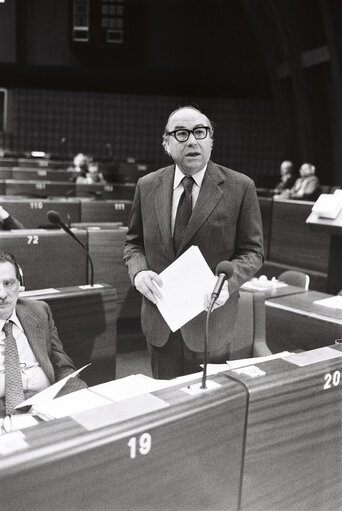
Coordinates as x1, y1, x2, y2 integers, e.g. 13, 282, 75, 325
0, 251, 87, 419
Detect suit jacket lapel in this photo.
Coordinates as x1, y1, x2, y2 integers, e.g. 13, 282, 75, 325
177, 161, 225, 253
16, 302, 54, 384
154, 165, 176, 255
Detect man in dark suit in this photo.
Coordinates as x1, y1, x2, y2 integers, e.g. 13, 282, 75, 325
0, 251, 87, 418
124, 106, 264, 379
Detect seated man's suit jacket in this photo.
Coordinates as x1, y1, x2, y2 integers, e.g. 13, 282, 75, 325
0, 299, 87, 416
124, 161, 264, 354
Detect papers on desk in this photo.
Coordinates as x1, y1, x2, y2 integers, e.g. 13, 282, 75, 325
204, 351, 293, 375
155, 245, 217, 331
241, 277, 287, 292
312, 191, 342, 219
15, 364, 91, 409
313, 295, 342, 310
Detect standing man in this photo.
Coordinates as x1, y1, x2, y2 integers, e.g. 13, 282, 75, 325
0, 251, 87, 418
124, 106, 264, 379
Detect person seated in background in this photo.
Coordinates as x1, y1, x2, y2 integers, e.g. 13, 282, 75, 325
70, 152, 91, 181
273, 160, 296, 194
0, 251, 87, 419
76, 162, 106, 185
275, 162, 320, 201
0, 205, 24, 230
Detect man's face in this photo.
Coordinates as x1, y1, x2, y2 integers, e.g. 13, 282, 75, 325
0, 262, 20, 320
165, 108, 213, 175
300, 164, 311, 177
280, 163, 291, 176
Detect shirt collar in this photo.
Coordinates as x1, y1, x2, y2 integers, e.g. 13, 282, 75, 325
0, 310, 23, 333
173, 164, 207, 190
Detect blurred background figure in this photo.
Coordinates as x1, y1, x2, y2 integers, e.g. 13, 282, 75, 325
276, 162, 320, 201
0, 204, 24, 230
70, 153, 91, 181
274, 160, 296, 194
75, 162, 105, 184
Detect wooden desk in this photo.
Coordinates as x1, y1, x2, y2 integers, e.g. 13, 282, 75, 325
263, 199, 330, 290
0, 229, 87, 290
258, 196, 273, 259
103, 183, 136, 200
87, 227, 141, 319
226, 344, 342, 510
0, 197, 81, 228
0, 168, 12, 180
0, 372, 247, 511
11, 168, 72, 182
4, 180, 76, 198
265, 290, 342, 352
20, 284, 117, 385
17, 158, 71, 169
80, 199, 132, 225
241, 282, 305, 299
307, 209, 342, 294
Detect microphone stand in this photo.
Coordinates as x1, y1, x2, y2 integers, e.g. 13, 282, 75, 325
69, 233, 94, 287
201, 296, 215, 389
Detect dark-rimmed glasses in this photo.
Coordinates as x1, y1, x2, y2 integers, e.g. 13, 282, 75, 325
167, 126, 211, 143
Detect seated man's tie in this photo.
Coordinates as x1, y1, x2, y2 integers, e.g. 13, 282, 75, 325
3, 321, 25, 415
173, 176, 194, 253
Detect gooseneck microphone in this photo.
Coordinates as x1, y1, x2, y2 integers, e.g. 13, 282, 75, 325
201, 260, 235, 389
47, 210, 94, 286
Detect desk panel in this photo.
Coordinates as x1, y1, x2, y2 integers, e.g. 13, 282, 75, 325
0, 229, 87, 290
103, 183, 136, 200
88, 228, 141, 319
226, 345, 342, 510
11, 168, 72, 182
270, 199, 330, 273
258, 197, 272, 259
0, 198, 81, 228
0, 168, 12, 179
21, 284, 117, 385
0, 373, 247, 511
80, 199, 132, 225
17, 158, 71, 169
5, 180, 76, 198
266, 290, 342, 352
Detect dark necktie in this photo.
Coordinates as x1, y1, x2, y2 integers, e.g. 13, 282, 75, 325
3, 321, 25, 415
173, 176, 194, 253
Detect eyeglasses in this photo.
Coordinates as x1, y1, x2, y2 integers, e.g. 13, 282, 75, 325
167, 126, 211, 143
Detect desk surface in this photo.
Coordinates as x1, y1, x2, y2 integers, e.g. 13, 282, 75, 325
0, 372, 246, 511
241, 282, 305, 299
266, 290, 342, 352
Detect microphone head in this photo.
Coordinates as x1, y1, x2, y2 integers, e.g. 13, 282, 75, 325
215, 261, 234, 279
47, 210, 61, 225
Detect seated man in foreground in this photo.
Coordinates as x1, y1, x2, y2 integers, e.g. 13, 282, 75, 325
0, 251, 87, 418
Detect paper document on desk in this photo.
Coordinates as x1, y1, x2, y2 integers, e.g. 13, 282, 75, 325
202, 351, 293, 373
155, 245, 217, 332
313, 296, 342, 310
15, 364, 91, 409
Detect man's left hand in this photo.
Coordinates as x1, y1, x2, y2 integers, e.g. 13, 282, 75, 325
203, 281, 229, 311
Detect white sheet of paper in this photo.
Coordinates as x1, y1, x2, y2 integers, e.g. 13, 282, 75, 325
32, 388, 112, 419
155, 245, 217, 331
16, 364, 91, 409
314, 296, 342, 310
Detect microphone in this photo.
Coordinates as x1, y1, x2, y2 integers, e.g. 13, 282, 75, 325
210, 261, 235, 307
201, 260, 234, 389
47, 210, 94, 286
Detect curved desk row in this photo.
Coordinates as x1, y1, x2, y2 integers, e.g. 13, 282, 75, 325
0, 344, 341, 510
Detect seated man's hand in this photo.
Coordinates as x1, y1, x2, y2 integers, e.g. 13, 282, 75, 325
134, 270, 163, 304
203, 281, 229, 311
0, 205, 10, 221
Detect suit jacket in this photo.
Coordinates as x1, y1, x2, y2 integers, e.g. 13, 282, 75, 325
16, 299, 87, 395
123, 160, 264, 352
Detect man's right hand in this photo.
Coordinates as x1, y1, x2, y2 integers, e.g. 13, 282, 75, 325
134, 270, 163, 304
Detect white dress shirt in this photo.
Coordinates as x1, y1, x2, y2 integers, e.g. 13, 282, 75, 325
171, 164, 207, 234
0, 311, 50, 398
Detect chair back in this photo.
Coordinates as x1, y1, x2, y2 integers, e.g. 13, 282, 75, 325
278, 270, 310, 290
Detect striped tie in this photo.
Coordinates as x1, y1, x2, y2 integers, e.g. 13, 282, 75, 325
3, 321, 25, 415
173, 176, 194, 253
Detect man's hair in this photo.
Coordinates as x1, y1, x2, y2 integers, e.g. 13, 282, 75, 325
162, 105, 215, 154
0, 251, 21, 281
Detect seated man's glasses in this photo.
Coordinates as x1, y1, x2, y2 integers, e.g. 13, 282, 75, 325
167, 126, 211, 143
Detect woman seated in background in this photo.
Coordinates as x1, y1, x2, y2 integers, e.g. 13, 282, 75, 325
0, 204, 24, 230
275, 162, 320, 201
